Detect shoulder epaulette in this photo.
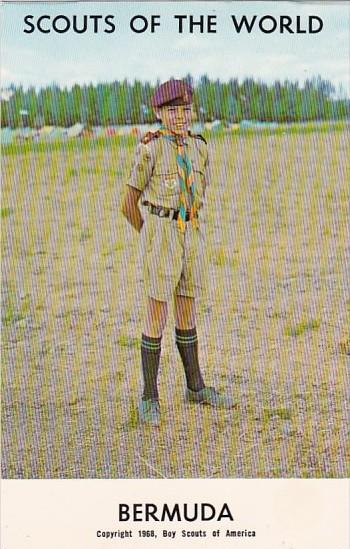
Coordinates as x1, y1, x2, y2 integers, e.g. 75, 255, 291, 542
189, 131, 207, 144
141, 130, 160, 145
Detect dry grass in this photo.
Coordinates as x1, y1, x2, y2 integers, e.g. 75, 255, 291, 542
1, 128, 349, 478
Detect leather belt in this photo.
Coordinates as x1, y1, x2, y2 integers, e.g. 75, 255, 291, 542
142, 201, 197, 222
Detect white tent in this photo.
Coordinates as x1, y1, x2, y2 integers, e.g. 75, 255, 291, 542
1, 128, 14, 144
66, 123, 84, 138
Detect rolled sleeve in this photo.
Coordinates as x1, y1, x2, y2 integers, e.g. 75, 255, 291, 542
129, 143, 153, 192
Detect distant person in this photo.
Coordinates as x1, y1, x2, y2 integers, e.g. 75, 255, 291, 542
122, 79, 235, 427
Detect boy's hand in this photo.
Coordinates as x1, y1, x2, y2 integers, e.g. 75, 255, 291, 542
121, 186, 144, 233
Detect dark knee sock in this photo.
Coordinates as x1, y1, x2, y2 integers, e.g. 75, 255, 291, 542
175, 327, 205, 392
141, 333, 161, 400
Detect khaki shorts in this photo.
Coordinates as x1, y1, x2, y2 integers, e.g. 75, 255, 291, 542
140, 213, 207, 302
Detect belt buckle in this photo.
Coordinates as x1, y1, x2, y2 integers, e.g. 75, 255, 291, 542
158, 208, 166, 218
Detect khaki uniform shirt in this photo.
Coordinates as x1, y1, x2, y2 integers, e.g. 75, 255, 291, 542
128, 132, 209, 210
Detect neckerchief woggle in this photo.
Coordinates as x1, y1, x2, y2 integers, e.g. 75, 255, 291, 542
158, 125, 198, 232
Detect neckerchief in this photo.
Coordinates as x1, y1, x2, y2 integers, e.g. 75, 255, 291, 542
159, 126, 198, 232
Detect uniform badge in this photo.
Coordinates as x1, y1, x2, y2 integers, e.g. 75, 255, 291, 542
164, 175, 178, 190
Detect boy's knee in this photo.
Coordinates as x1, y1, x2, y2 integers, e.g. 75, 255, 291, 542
174, 295, 196, 329
148, 296, 168, 314
145, 297, 168, 337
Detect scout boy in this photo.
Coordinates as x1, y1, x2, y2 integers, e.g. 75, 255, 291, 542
122, 79, 234, 426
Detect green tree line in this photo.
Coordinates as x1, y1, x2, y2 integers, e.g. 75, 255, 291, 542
1, 75, 349, 128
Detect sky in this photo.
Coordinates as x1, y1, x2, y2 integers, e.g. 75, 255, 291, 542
1, 1, 349, 96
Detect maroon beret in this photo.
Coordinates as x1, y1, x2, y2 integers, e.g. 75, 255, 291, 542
151, 79, 193, 108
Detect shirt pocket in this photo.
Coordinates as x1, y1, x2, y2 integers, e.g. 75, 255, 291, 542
189, 154, 205, 177
152, 155, 179, 198
188, 157, 205, 200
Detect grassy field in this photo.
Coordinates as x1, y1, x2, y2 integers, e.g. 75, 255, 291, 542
1, 127, 349, 478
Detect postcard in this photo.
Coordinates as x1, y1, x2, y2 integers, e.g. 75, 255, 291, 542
1, 1, 349, 548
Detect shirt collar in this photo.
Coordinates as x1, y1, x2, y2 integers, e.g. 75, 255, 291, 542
159, 125, 190, 145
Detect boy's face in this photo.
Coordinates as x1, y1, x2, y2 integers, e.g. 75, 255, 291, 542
156, 104, 192, 135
